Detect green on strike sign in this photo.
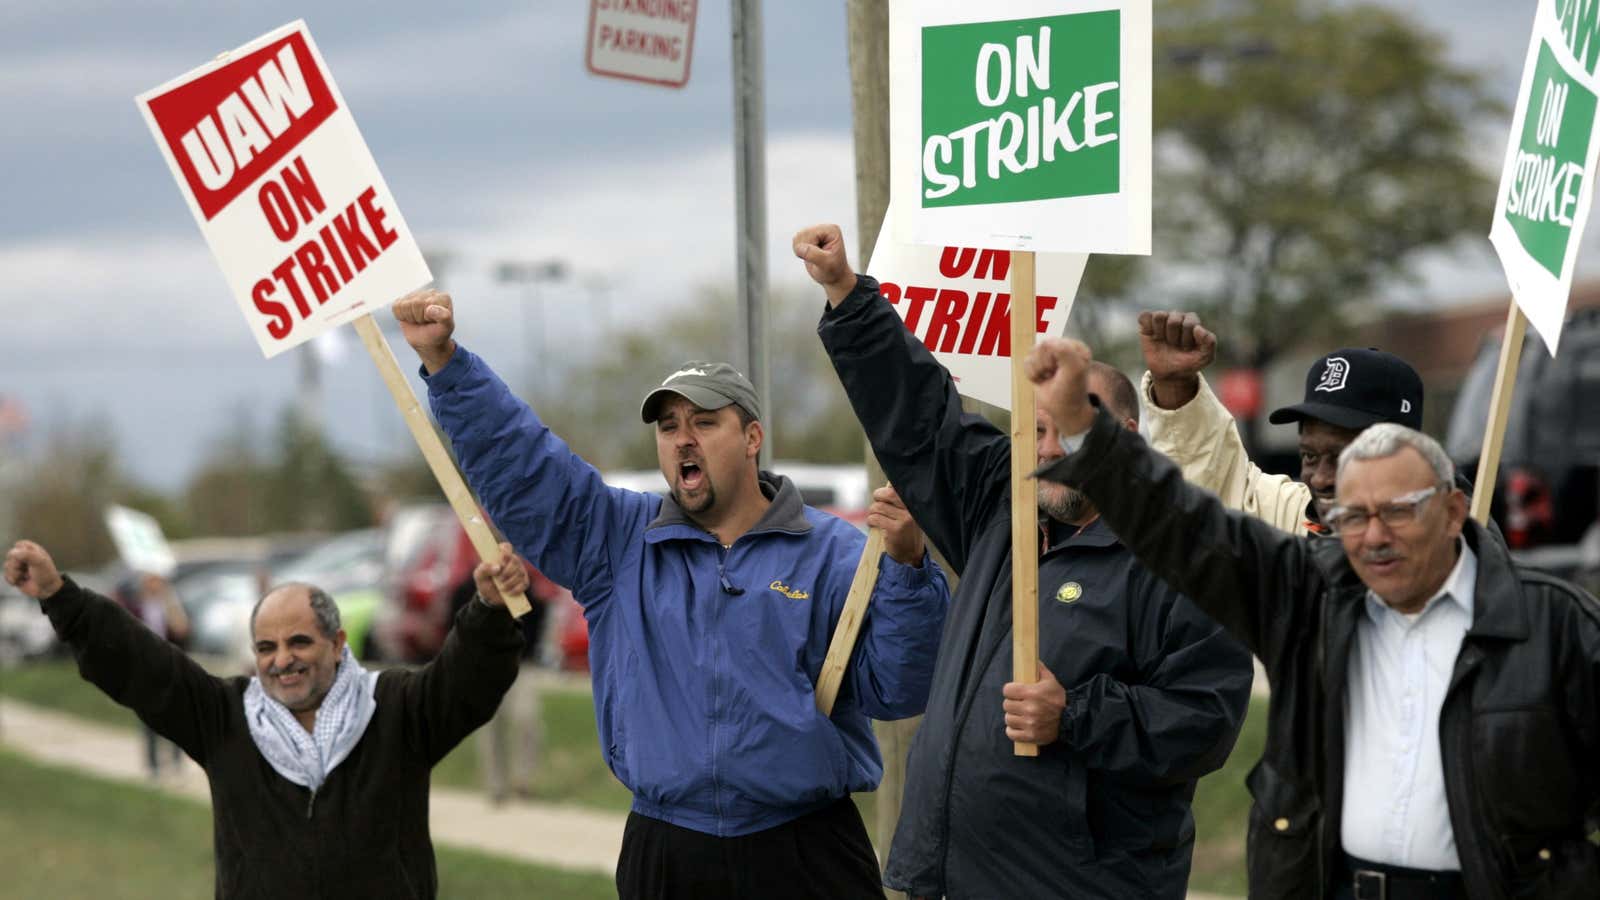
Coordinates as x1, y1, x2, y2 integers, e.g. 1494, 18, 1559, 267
920, 12, 1120, 208
1491, 1, 1600, 354
890, 1, 1151, 255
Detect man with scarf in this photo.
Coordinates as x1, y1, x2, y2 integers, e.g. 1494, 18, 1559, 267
4, 538, 526, 899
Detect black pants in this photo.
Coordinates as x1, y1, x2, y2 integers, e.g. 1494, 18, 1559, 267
615, 798, 882, 900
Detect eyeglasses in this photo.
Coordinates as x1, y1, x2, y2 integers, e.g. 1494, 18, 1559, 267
1326, 485, 1443, 536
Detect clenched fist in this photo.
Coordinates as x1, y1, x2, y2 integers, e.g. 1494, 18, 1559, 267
392, 288, 457, 374
1138, 311, 1216, 410
792, 224, 858, 306
4, 540, 64, 601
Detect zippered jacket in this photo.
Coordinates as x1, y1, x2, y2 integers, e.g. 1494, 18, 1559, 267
817, 279, 1252, 899
1040, 402, 1600, 900
423, 346, 949, 837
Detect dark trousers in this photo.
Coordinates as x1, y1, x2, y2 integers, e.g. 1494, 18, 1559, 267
616, 797, 882, 900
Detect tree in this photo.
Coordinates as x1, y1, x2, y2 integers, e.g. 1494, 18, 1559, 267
533, 284, 865, 472
10, 416, 163, 570
1141, 0, 1501, 375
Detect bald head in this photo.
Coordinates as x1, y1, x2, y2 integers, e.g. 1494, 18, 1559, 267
1088, 362, 1139, 427
251, 582, 341, 640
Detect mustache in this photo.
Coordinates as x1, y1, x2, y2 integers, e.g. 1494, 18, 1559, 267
1361, 547, 1400, 564
268, 662, 309, 677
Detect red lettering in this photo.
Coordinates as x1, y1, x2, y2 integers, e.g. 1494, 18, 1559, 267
979, 294, 1010, 356
281, 156, 326, 225
974, 249, 1010, 280
318, 224, 354, 282
1036, 295, 1058, 333
937, 246, 976, 278
880, 281, 903, 305
903, 286, 936, 333
271, 257, 312, 319
358, 187, 398, 250
258, 181, 298, 241
926, 290, 969, 353
294, 241, 339, 304
252, 279, 292, 340
333, 205, 380, 272
958, 291, 991, 354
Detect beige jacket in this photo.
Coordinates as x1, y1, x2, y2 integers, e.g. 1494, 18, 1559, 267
1140, 371, 1316, 536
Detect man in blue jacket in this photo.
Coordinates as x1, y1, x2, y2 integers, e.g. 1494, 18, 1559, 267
393, 288, 950, 900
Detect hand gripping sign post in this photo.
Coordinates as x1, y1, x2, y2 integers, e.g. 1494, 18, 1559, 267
880, 0, 1149, 754
136, 21, 531, 616
1481, 4, 1600, 524
811, 208, 1087, 718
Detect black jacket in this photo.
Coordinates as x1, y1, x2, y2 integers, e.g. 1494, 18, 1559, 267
1040, 403, 1600, 900
819, 279, 1253, 899
41, 577, 522, 899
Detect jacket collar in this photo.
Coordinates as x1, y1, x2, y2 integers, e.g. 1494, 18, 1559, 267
643, 470, 812, 544
1042, 514, 1121, 553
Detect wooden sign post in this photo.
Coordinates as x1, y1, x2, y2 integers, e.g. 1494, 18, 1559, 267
814, 527, 886, 716
1008, 251, 1040, 756
1469, 305, 1528, 525
136, 22, 531, 617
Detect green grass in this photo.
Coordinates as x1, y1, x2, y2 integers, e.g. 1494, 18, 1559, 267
1188, 695, 1267, 896
0, 745, 616, 900
2, 658, 1266, 895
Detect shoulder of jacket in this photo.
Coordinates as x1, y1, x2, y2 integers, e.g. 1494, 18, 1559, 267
1518, 569, 1600, 626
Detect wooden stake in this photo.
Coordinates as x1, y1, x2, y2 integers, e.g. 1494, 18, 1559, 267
1010, 251, 1040, 758
1471, 303, 1528, 524
350, 314, 533, 617
814, 526, 887, 716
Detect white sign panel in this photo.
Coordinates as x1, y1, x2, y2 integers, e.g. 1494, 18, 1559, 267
1489, 3, 1600, 355
587, 0, 698, 88
889, 0, 1151, 254
136, 21, 432, 358
105, 505, 177, 579
868, 205, 1086, 410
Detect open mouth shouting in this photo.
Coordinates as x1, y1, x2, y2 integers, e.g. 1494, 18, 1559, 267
678, 460, 706, 492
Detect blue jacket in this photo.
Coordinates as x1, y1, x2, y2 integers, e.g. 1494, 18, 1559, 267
425, 347, 950, 836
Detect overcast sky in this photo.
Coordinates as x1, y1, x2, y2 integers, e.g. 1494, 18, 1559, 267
0, 1, 1570, 492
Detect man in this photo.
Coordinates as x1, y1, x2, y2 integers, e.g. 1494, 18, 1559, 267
794, 224, 1253, 900
392, 288, 950, 900
1139, 309, 1425, 533
1027, 336, 1600, 900
4, 538, 528, 899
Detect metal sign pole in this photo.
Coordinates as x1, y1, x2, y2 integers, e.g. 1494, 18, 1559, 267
732, 0, 771, 466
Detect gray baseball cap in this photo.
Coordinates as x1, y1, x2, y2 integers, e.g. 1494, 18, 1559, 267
639, 361, 762, 423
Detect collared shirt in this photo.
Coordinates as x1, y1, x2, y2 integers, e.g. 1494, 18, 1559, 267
1340, 539, 1477, 870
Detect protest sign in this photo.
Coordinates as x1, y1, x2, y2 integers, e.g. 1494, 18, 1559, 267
105, 505, 177, 579
1490, 1, 1600, 356
889, 0, 1150, 254
587, 0, 698, 88
1477, 5, 1600, 522
136, 22, 531, 617
868, 204, 1086, 410
884, 0, 1149, 754
137, 21, 432, 358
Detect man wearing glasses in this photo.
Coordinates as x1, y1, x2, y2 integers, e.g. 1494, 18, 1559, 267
1027, 336, 1600, 900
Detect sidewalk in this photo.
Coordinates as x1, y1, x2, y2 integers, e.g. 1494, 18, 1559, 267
0, 696, 1239, 899
0, 697, 623, 876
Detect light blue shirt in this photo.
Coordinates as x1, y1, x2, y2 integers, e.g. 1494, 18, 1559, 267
1340, 539, 1476, 870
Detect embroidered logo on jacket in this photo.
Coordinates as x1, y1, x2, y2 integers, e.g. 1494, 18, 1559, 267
1314, 357, 1349, 393
769, 580, 810, 600
1055, 582, 1083, 603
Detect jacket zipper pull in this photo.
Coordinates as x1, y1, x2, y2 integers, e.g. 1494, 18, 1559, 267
718, 548, 744, 595
306, 787, 317, 819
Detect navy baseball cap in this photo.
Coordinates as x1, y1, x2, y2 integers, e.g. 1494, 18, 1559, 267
1268, 348, 1424, 432
639, 361, 762, 423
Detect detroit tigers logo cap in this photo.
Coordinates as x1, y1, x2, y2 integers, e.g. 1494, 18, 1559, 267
1268, 347, 1423, 432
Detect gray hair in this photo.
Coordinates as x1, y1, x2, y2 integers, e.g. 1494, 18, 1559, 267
250, 582, 341, 639
1336, 423, 1455, 486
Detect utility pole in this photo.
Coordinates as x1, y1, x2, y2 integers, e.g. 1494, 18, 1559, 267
732, 0, 771, 467
846, 4, 919, 896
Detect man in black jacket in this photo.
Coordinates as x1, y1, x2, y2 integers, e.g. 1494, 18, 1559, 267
795, 224, 1253, 899
4, 538, 526, 899
1025, 336, 1600, 900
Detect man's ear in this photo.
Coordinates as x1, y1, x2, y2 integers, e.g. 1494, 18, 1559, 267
1444, 488, 1469, 539
746, 420, 764, 460
1121, 416, 1139, 433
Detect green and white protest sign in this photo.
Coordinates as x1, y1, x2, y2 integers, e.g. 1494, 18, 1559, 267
105, 504, 177, 578
1490, 1, 1600, 355
889, 0, 1151, 253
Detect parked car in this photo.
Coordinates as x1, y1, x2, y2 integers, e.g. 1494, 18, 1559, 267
370, 503, 478, 663
270, 528, 385, 660
1446, 307, 1600, 552
0, 580, 57, 663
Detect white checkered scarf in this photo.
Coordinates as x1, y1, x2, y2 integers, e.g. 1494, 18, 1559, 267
243, 644, 378, 790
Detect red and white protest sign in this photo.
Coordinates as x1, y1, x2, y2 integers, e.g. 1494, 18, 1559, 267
586, 0, 697, 88
868, 205, 1086, 411
136, 21, 431, 358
